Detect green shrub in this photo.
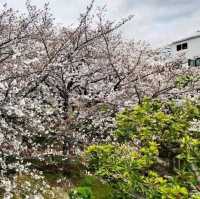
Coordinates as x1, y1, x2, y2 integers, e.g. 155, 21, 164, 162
84, 98, 200, 198
69, 186, 93, 199
79, 176, 113, 199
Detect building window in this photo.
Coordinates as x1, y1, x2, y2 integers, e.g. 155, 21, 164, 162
177, 44, 182, 51
188, 59, 195, 67
196, 58, 200, 66
176, 43, 188, 51
188, 58, 200, 67
182, 43, 188, 49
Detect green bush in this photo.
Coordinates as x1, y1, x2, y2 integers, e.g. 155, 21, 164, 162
84, 98, 200, 198
69, 186, 93, 199
79, 176, 113, 199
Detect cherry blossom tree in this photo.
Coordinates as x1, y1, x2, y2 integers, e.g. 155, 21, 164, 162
0, 0, 200, 197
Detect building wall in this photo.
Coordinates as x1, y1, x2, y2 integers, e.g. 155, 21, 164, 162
168, 36, 200, 60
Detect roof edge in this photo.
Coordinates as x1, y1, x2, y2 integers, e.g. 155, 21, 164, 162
171, 34, 200, 45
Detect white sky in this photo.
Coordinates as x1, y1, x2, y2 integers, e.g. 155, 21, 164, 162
0, 0, 199, 47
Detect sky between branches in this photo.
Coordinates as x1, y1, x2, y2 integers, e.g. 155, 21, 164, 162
0, 0, 199, 47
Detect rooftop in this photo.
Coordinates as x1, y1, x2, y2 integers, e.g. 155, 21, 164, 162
171, 31, 200, 45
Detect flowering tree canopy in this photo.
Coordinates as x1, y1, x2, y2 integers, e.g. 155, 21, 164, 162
0, 1, 200, 198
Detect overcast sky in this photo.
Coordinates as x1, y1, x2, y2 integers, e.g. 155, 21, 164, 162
0, 0, 199, 47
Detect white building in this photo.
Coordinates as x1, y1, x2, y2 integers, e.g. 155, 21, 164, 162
166, 31, 200, 66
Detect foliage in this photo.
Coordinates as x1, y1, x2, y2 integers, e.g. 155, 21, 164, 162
85, 98, 200, 198
175, 75, 200, 89
69, 177, 113, 199
69, 186, 93, 199
79, 176, 113, 199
